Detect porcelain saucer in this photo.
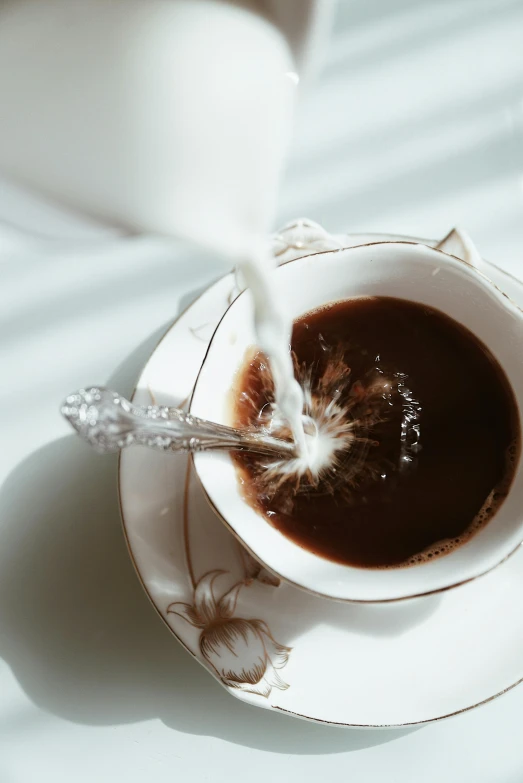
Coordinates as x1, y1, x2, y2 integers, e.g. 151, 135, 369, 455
119, 224, 523, 727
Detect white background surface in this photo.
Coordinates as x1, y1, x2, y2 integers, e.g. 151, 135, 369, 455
1, 0, 523, 780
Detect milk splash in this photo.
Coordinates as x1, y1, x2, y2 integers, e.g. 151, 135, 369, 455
238, 246, 370, 481
233, 259, 424, 490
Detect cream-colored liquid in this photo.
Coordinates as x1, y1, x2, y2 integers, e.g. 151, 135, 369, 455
239, 249, 307, 456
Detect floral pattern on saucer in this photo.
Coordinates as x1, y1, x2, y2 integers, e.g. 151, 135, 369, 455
168, 570, 291, 697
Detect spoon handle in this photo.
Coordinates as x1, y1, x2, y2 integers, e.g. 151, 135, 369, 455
61, 387, 294, 458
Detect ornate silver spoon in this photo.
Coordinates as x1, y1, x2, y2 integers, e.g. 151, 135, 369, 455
61, 387, 296, 458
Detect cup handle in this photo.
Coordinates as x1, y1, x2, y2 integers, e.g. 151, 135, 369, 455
271, 218, 347, 264
229, 218, 345, 299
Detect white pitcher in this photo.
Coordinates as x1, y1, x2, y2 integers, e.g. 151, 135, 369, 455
0, 0, 333, 256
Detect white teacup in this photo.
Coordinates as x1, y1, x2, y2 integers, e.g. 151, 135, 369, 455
191, 241, 523, 602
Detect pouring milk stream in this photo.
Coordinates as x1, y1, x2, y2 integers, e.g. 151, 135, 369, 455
0, 0, 334, 458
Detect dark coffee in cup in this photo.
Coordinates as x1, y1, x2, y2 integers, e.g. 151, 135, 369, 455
232, 296, 520, 568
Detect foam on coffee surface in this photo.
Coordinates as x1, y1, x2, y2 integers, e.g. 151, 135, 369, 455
404, 440, 518, 568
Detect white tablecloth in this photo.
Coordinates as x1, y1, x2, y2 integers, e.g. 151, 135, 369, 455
2, 1, 523, 780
